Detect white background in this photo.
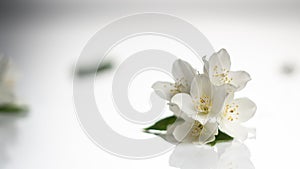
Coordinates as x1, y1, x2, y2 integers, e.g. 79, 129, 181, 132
0, 0, 300, 168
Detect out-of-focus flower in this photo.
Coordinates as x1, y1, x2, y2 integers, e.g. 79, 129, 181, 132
0, 53, 27, 113
0, 54, 15, 105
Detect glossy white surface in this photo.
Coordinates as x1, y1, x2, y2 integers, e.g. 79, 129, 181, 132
0, 1, 299, 168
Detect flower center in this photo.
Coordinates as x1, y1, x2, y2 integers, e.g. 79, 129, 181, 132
213, 65, 232, 84
191, 121, 204, 137
170, 78, 188, 94
193, 95, 212, 115
223, 102, 240, 122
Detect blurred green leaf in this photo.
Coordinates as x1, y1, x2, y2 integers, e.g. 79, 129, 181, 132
76, 61, 113, 77
0, 103, 28, 113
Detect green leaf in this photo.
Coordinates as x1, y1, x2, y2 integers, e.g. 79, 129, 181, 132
144, 115, 177, 131
208, 129, 233, 146
0, 103, 28, 113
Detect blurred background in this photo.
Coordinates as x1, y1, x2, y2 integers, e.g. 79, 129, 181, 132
0, 0, 300, 168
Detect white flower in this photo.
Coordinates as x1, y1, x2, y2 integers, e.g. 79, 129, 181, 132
152, 59, 197, 101
164, 115, 219, 145
149, 50, 257, 145
203, 49, 251, 92
0, 54, 14, 105
171, 74, 227, 124
218, 94, 256, 141
174, 118, 218, 144
158, 103, 218, 144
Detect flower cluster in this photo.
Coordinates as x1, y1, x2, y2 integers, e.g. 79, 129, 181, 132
146, 49, 256, 145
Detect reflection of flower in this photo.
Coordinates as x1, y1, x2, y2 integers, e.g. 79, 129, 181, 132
217, 142, 255, 169
170, 141, 255, 169
152, 59, 196, 101
0, 115, 19, 167
203, 49, 251, 92
218, 94, 257, 141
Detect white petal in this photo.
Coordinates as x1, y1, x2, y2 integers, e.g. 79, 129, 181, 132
173, 120, 194, 142
157, 133, 178, 144
228, 71, 251, 91
0, 85, 14, 105
160, 119, 185, 143
219, 122, 248, 141
168, 103, 181, 116
168, 103, 191, 121
190, 75, 212, 99
152, 81, 175, 101
217, 49, 231, 69
208, 49, 231, 85
208, 49, 230, 69
202, 56, 209, 76
0, 56, 15, 104
225, 93, 234, 104
172, 59, 196, 85
209, 85, 228, 119
198, 120, 218, 144
225, 84, 239, 93
171, 93, 197, 117
0, 55, 9, 81
194, 113, 208, 124
234, 98, 257, 122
